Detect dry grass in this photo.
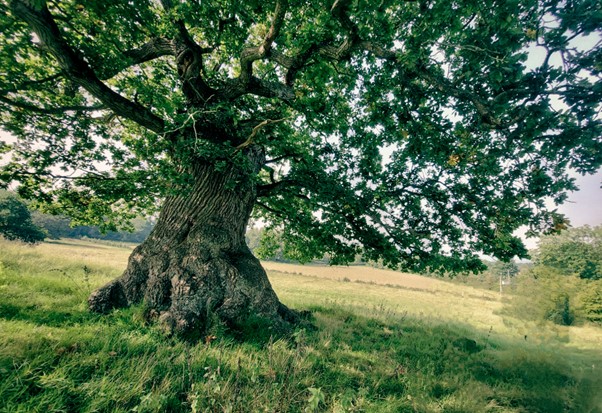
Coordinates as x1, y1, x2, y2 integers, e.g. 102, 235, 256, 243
269, 270, 507, 340
262, 261, 491, 293
41, 238, 134, 266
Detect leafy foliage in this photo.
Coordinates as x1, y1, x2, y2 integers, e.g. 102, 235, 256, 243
534, 225, 602, 279
503, 227, 602, 325
0, 191, 45, 243
578, 283, 602, 323
502, 266, 578, 326
1, 0, 601, 273
513, 226, 602, 324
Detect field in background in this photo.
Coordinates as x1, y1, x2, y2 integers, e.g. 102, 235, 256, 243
263, 261, 483, 292
264, 262, 602, 351
1, 238, 601, 412
5, 238, 602, 349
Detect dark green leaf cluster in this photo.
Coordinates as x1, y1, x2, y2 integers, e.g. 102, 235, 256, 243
0, 191, 45, 243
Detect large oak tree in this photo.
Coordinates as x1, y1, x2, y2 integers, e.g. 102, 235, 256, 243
1, 0, 600, 335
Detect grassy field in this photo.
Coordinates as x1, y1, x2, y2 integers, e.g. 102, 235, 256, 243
1, 238, 601, 412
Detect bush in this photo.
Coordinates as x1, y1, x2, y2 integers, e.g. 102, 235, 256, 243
534, 226, 602, 280
0, 192, 45, 243
577, 282, 602, 323
545, 293, 574, 326
503, 266, 577, 326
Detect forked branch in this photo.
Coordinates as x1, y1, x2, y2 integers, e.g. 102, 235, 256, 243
9, 0, 165, 134
239, 0, 289, 82
99, 37, 177, 80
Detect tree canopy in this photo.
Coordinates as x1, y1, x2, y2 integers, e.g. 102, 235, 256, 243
2, 0, 601, 273
0, 191, 45, 243
534, 225, 602, 279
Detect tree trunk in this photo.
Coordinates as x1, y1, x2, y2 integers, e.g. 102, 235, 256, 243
88, 146, 298, 336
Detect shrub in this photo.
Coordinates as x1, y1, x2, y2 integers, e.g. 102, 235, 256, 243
503, 266, 577, 326
545, 292, 574, 326
0, 192, 45, 243
577, 282, 602, 324
534, 226, 602, 280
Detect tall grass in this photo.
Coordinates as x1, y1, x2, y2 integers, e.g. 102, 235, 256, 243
1, 239, 601, 412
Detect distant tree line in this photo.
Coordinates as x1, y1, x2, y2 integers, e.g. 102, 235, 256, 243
0, 191, 154, 244
31, 212, 154, 243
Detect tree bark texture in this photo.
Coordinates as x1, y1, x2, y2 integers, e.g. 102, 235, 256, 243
88, 146, 297, 336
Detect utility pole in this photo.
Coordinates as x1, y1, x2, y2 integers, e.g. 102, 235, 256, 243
499, 272, 503, 297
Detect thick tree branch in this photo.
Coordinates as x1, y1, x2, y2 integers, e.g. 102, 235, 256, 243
255, 200, 287, 217
219, 76, 295, 102
10, 0, 165, 134
283, 0, 359, 86
257, 180, 294, 197
99, 37, 177, 79
239, 0, 288, 83
213, 0, 296, 103
157, 0, 218, 105
257, 170, 306, 197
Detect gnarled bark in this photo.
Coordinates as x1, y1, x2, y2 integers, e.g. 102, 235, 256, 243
89, 146, 297, 336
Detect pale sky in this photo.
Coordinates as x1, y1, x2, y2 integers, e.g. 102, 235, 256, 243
557, 170, 602, 227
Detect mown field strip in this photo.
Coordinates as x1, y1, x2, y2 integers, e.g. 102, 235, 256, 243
262, 261, 498, 298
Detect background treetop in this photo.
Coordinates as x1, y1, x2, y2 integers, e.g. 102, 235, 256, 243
534, 225, 602, 279
0, 190, 45, 243
1, 0, 601, 273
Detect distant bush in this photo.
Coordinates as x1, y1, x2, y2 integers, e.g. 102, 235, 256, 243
577, 283, 602, 323
545, 292, 574, 326
503, 266, 577, 326
0, 192, 45, 243
534, 226, 601, 280
503, 265, 602, 326
502, 226, 602, 326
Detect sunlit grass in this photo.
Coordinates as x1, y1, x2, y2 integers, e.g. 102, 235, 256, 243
1, 238, 601, 412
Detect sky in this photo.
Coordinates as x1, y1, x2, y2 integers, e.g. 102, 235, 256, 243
557, 171, 602, 228
514, 170, 601, 250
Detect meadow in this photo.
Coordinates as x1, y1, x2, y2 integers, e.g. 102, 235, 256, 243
0, 238, 601, 412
